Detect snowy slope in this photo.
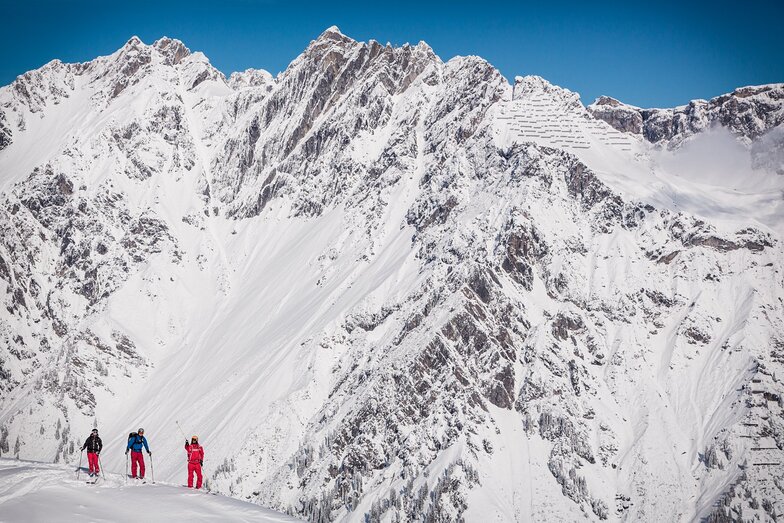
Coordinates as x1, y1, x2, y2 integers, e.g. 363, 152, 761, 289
0, 459, 301, 522
0, 27, 783, 522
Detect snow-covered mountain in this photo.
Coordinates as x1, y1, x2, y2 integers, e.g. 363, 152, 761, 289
1, 26, 783, 522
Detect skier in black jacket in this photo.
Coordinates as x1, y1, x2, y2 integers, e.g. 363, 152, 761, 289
81, 428, 103, 477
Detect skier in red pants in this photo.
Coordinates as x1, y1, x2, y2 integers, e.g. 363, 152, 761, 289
125, 428, 151, 479
81, 428, 102, 477
184, 435, 204, 489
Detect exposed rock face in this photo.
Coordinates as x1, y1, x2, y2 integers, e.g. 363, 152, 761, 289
587, 83, 784, 146
212, 27, 441, 217
153, 36, 191, 66
0, 28, 783, 523
228, 68, 274, 90
588, 96, 643, 135
0, 111, 11, 151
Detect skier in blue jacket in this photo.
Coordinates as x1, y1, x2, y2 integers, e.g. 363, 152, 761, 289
125, 428, 151, 479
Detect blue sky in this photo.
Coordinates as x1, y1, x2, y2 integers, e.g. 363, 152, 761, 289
2, 0, 782, 107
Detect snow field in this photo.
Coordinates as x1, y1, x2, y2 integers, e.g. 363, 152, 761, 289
0, 459, 301, 522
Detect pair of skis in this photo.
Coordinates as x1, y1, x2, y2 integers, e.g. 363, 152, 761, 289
75, 470, 102, 484
86, 475, 101, 485
128, 475, 149, 484
124, 451, 156, 484
76, 449, 106, 482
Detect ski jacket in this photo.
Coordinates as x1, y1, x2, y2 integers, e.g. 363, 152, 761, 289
185, 443, 204, 464
82, 435, 102, 453
127, 434, 150, 453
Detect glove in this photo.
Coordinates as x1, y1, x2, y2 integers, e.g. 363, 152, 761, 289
185, 440, 189, 445
96, 452, 100, 456
199, 460, 203, 466
147, 451, 152, 456
125, 449, 129, 455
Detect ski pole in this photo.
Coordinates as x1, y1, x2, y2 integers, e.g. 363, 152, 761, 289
76, 449, 83, 479
125, 453, 129, 484
150, 453, 155, 484
175, 420, 187, 440
98, 454, 106, 480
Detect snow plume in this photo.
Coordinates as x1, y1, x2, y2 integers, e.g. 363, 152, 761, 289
1, 30, 784, 522
655, 128, 754, 188
752, 124, 784, 175
649, 127, 784, 231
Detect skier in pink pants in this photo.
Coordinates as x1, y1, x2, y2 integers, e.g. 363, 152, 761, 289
81, 428, 102, 477
184, 435, 204, 489
125, 428, 151, 479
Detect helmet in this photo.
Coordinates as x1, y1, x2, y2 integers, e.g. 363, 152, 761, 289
191, 435, 198, 442
91, 428, 98, 434
138, 428, 144, 434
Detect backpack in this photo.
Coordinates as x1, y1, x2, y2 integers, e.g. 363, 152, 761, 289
128, 432, 143, 448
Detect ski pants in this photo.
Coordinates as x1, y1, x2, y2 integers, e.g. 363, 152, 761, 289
188, 462, 202, 489
87, 452, 100, 475
131, 451, 145, 478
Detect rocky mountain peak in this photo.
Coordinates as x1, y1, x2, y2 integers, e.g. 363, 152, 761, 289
319, 25, 348, 40
3, 58, 76, 115
512, 74, 583, 113
587, 96, 643, 134
123, 35, 144, 49
152, 36, 191, 66
310, 24, 354, 50
228, 68, 275, 90
591, 95, 631, 108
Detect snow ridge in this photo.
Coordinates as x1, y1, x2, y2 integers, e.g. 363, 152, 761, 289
587, 83, 784, 147
0, 458, 300, 522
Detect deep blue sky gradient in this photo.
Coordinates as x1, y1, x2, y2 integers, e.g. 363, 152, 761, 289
2, 0, 782, 107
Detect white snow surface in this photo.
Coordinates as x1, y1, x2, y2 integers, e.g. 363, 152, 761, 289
0, 459, 301, 522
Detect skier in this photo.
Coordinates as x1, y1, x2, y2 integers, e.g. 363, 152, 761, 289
126, 428, 151, 479
184, 435, 204, 489
81, 428, 102, 477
